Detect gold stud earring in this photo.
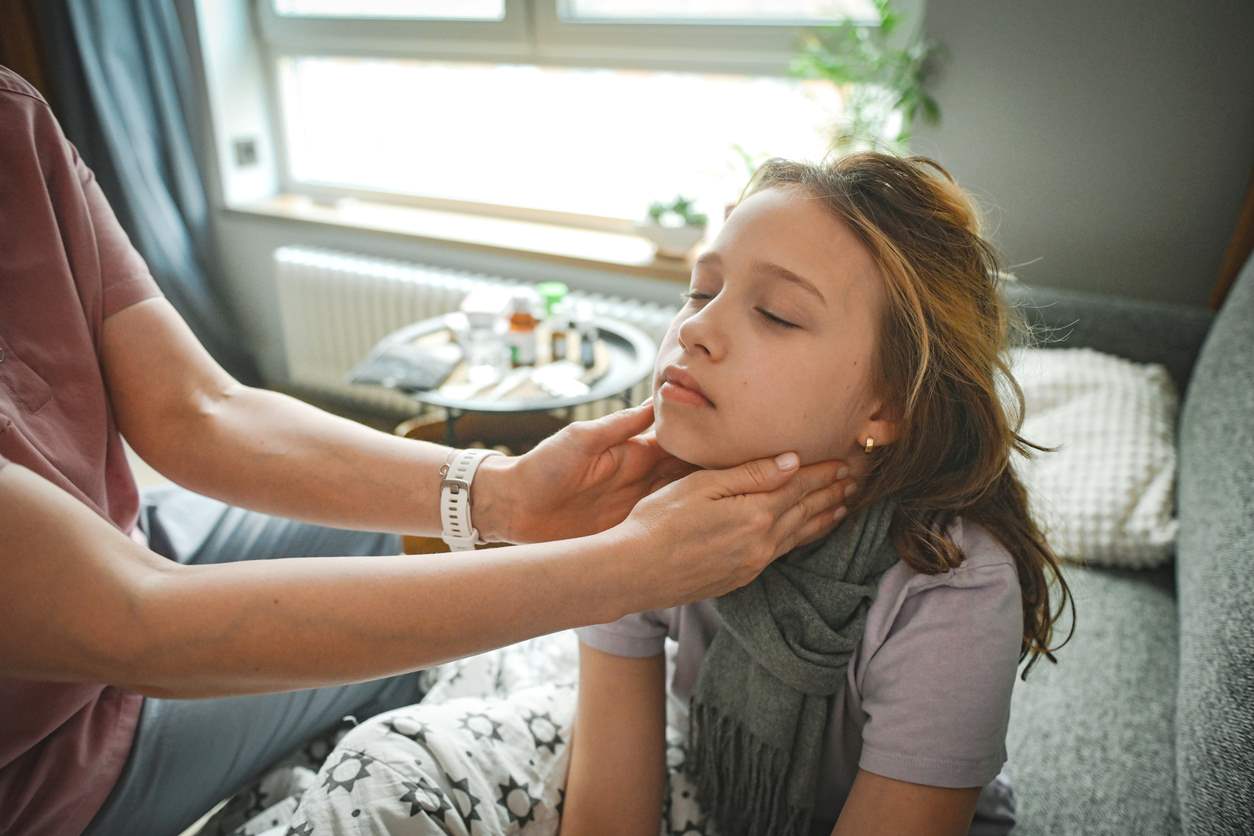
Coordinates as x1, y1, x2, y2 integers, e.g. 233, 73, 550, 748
864, 437, 875, 454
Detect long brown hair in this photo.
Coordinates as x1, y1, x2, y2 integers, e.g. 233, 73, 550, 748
742, 152, 1074, 678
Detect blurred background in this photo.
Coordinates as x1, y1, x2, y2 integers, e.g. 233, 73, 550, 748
1, 0, 1251, 416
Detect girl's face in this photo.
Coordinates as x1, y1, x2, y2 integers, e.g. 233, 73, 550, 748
652, 186, 900, 471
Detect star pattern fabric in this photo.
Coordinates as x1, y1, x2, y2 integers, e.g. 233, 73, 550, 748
400, 776, 454, 820
388, 716, 435, 747
457, 710, 506, 743
449, 776, 484, 826
496, 775, 541, 827
320, 753, 374, 795
521, 710, 565, 754
260, 632, 720, 835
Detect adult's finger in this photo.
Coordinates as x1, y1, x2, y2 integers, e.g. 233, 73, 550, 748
762, 459, 848, 515
765, 472, 846, 547
701, 452, 801, 499
779, 506, 844, 554
647, 457, 700, 494
575, 400, 656, 449
791, 476, 852, 528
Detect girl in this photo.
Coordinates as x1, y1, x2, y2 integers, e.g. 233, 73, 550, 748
286, 152, 1073, 836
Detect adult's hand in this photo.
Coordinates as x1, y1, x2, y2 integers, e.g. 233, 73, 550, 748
607, 451, 855, 612
476, 400, 696, 544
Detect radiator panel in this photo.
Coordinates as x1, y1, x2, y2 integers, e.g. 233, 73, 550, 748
274, 247, 677, 421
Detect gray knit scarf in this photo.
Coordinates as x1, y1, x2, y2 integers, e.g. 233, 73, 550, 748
687, 497, 900, 836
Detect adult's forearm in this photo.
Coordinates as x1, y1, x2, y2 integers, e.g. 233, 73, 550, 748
119, 534, 633, 699
105, 298, 511, 539
147, 383, 510, 538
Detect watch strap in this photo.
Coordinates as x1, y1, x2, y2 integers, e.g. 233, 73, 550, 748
440, 448, 503, 551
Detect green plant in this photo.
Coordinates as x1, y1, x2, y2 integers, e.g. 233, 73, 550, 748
647, 195, 708, 228
731, 143, 774, 179
790, 0, 944, 153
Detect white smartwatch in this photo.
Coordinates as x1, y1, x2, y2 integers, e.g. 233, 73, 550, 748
439, 448, 504, 551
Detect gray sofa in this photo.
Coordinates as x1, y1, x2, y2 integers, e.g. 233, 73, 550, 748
1001, 255, 1254, 836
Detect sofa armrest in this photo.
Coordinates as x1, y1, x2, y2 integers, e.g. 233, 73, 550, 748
1004, 281, 1214, 392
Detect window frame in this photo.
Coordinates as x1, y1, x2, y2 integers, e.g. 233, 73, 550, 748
257, 0, 534, 64
253, 0, 912, 231
529, 1, 879, 76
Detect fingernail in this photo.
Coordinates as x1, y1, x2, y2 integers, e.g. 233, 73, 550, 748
844, 482, 858, 498
836, 466, 850, 480
833, 506, 848, 522
775, 452, 800, 471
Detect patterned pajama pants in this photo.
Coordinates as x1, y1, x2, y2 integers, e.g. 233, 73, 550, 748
287, 631, 715, 836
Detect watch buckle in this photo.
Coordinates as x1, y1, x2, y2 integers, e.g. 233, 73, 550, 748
441, 476, 471, 495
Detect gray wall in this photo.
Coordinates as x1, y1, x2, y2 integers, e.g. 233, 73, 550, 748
914, 1, 1254, 307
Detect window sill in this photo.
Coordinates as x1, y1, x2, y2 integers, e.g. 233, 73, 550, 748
228, 194, 696, 283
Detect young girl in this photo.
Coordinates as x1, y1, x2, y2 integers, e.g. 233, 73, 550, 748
285, 152, 1072, 836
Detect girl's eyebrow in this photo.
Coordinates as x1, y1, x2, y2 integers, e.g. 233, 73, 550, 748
750, 260, 827, 307
696, 252, 827, 307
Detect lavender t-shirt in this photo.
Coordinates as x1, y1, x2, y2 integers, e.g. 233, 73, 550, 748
577, 515, 1023, 832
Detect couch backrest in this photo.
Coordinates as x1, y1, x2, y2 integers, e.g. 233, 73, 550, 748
1175, 254, 1254, 834
1002, 281, 1214, 394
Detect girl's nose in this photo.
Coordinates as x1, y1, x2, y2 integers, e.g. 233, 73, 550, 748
677, 304, 725, 361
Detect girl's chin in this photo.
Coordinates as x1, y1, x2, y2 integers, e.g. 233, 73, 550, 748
655, 422, 751, 470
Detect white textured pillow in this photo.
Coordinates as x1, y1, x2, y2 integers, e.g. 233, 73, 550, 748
1009, 347, 1179, 568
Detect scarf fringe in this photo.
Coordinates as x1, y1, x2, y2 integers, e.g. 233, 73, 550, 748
688, 698, 812, 836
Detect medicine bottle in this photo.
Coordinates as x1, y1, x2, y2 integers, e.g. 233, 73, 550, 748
506, 289, 541, 368
574, 301, 598, 370
536, 282, 571, 364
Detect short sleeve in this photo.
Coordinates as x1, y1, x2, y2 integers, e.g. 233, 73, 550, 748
858, 562, 1023, 788
0, 71, 162, 322
73, 146, 162, 318
576, 609, 671, 658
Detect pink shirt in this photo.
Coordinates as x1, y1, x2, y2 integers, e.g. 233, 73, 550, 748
0, 66, 160, 835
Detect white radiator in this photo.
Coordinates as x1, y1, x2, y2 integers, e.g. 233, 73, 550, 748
275, 247, 678, 420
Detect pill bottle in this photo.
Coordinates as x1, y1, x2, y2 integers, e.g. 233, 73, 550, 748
506, 289, 541, 368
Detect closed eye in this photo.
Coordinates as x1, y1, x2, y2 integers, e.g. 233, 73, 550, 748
683, 292, 798, 329
757, 308, 800, 329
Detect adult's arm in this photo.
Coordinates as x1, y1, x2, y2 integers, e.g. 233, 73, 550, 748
831, 770, 981, 836
102, 297, 734, 543
560, 643, 667, 836
0, 441, 845, 698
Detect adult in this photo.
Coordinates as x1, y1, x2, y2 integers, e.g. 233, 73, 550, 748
0, 65, 852, 836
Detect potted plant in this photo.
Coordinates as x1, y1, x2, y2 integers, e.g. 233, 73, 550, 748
635, 195, 709, 259
790, 0, 944, 154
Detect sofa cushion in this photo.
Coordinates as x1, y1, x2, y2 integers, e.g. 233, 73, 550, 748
1175, 254, 1254, 835
1010, 347, 1179, 568
1006, 564, 1179, 836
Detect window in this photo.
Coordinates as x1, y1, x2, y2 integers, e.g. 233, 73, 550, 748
274, 0, 505, 20
257, 0, 889, 229
560, 1, 874, 24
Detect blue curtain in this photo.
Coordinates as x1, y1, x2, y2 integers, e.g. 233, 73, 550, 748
35, 0, 260, 384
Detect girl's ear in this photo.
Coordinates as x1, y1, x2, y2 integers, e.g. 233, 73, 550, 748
859, 400, 902, 451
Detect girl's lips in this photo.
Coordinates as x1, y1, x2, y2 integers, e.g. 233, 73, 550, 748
659, 379, 715, 409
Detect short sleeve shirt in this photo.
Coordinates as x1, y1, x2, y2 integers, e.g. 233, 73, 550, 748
0, 66, 160, 835
577, 515, 1024, 829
